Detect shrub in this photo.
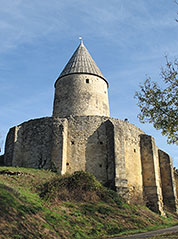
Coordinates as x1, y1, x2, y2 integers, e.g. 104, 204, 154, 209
39, 171, 122, 206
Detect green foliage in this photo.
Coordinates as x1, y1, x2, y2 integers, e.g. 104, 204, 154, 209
0, 184, 20, 213
80, 203, 114, 216
135, 58, 178, 144
39, 170, 122, 206
106, 223, 122, 234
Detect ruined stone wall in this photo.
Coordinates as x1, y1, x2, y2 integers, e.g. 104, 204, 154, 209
140, 135, 165, 215
4, 115, 147, 203
111, 121, 128, 198
50, 117, 68, 173
159, 150, 178, 212
66, 116, 113, 184
4, 127, 16, 166
53, 74, 110, 118
4, 114, 177, 212
66, 116, 145, 201
7, 117, 53, 169
111, 119, 144, 202
174, 170, 178, 198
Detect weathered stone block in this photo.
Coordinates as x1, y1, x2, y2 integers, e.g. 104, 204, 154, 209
140, 135, 165, 215
159, 150, 178, 212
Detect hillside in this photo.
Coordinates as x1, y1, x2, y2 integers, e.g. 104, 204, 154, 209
0, 167, 178, 239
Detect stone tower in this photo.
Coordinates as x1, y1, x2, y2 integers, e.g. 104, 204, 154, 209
52, 40, 110, 117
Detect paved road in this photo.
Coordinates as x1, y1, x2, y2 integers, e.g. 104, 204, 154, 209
109, 225, 178, 239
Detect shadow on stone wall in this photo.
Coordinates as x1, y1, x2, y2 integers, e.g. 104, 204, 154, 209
85, 120, 115, 189
0, 155, 4, 166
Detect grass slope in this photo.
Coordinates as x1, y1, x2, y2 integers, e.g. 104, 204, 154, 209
0, 167, 178, 239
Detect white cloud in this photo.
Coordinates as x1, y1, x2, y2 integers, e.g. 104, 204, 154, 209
0, 0, 177, 54
0, 0, 69, 52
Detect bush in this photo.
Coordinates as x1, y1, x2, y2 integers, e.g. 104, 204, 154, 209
39, 171, 122, 206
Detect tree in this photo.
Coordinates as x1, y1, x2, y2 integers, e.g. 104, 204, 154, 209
135, 58, 178, 144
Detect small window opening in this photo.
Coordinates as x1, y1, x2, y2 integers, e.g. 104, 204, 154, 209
86, 79, 89, 83
134, 149, 136, 153
100, 141, 103, 145
66, 162, 69, 166
99, 164, 102, 168
71, 141, 75, 145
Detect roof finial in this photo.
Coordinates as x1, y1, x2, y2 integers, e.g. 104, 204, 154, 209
79, 36, 83, 45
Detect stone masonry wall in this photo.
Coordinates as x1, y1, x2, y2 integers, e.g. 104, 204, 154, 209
111, 120, 144, 203
66, 116, 113, 184
111, 121, 128, 199
9, 117, 53, 169
140, 135, 165, 215
66, 116, 145, 201
4, 127, 16, 166
53, 74, 110, 118
4, 115, 146, 204
4, 114, 177, 212
158, 150, 178, 212
174, 170, 178, 199
50, 117, 68, 173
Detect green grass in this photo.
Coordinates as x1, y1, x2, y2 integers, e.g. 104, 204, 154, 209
0, 166, 178, 239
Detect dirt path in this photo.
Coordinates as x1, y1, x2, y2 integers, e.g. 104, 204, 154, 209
109, 225, 178, 239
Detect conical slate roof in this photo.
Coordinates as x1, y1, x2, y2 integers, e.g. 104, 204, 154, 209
58, 40, 107, 82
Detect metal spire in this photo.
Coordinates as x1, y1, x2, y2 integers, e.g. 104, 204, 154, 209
79, 36, 83, 45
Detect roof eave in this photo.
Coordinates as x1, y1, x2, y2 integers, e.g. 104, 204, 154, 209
54, 72, 109, 88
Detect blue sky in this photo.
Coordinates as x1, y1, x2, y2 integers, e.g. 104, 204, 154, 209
0, 0, 178, 166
